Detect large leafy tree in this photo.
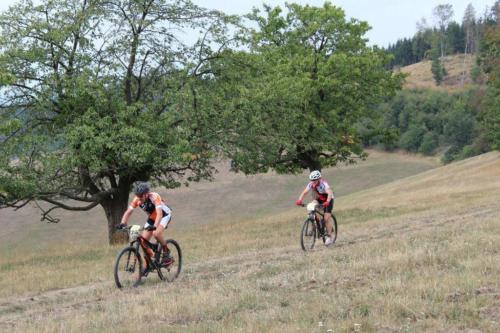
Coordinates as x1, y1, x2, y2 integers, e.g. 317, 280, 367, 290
0, 0, 236, 243
218, 3, 403, 173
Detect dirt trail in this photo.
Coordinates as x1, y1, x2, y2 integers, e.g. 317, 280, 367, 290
1, 201, 498, 330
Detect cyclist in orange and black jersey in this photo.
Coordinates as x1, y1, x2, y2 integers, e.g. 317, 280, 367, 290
119, 182, 172, 265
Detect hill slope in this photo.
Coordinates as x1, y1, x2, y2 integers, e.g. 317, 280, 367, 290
398, 53, 476, 91
0, 150, 438, 253
0, 152, 498, 332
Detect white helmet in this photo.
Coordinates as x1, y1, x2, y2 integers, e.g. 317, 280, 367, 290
309, 170, 321, 181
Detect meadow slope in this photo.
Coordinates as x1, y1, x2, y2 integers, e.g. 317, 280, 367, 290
0, 150, 437, 254
398, 53, 476, 91
0, 151, 499, 332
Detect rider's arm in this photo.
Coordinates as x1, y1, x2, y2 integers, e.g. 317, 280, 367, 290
120, 207, 134, 225
325, 188, 334, 203
154, 206, 163, 227
150, 193, 164, 227
297, 186, 310, 202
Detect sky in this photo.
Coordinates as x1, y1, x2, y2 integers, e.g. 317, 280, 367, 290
0, 0, 495, 47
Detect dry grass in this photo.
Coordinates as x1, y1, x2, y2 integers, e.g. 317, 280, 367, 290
398, 54, 477, 91
0, 149, 437, 253
1, 152, 499, 332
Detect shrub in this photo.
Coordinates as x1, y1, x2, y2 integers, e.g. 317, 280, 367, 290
399, 126, 426, 152
419, 132, 439, 155
442, 145, 461, 164
443, 106, 477, 147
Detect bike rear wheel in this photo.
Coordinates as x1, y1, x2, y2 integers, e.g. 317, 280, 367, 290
300, 218, 317, 251
114, 246, 142, 289
157, 239, 182, 282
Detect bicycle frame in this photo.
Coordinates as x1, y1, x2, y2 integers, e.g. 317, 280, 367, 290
300, 202, 338, 251
308, 206, 326, 238
115, 225, 181, 288
131, 235, 162, 269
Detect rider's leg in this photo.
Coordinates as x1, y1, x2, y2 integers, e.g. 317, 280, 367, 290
141, 229, 153, 241
154, 212, 173, 250
140, 227, 155, 273
324, 212, 334, 236
152, 224, 168, 251
323, 200, 335, 237
153, 224, 173, 265
141, 228, 154, 254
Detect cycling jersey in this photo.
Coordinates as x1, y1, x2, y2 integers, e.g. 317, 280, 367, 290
306, 179, 334, 202
129, 192, 171, 225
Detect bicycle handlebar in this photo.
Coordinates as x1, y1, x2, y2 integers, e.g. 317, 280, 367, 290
116, 225, 157, 231
296, 203, 325, 214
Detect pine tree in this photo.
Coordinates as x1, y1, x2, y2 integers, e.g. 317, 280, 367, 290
431, 44, 446, 85
446, 21, 465, 54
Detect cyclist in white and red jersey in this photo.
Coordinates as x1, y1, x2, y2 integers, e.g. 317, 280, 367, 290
119, 182, 173, 265
295, 170, 336, 246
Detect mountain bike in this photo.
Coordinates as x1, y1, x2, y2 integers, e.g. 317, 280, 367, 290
299, 201, 338, 251
114, 225, 182, 288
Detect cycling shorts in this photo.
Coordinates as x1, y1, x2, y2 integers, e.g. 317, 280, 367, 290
318, 198, 334, 213
145, 205, 172, 228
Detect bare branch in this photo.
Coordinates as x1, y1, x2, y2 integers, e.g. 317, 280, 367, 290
135, 49, 153, 100
0, 197, 32, 210
33, 201, 60, 223
39, 197, 100, 211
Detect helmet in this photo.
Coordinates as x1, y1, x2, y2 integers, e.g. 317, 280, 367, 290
309, 170, 321, 181
134, 182, 150, 195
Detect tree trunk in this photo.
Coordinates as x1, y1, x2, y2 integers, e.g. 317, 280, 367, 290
297, 148, 322, 172
101, 185, 131, 245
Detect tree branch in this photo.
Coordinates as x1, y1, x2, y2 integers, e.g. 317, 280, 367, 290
33, 200, 60, 223
40, 197, 101, 211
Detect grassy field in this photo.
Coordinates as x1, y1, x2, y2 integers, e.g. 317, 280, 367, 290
0, 150, 437, 253
398, 53, 476, 91
1, 151, 499, 332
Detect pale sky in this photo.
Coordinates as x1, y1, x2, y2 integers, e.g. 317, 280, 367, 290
0, 0, 495, 47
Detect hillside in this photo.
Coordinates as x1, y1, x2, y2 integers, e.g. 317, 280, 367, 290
398, 53, 476, 91
0, 151, 498, 332
0, 150, 438, 254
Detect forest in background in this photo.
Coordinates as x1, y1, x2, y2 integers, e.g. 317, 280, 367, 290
370, 1, 499, 163
385, 2, 495, 68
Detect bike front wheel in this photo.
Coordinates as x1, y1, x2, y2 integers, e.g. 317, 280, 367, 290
157, 239, 182, 282
300, 218, 317, 251
114, 246, 142, 289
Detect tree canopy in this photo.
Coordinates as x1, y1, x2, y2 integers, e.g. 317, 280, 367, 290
0, 0, 237, 242
218, 3, 403, 173
0, 0, 403, 243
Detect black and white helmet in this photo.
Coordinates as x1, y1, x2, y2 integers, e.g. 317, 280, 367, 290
134, 182, 150, 195
309, 170, 321, 181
